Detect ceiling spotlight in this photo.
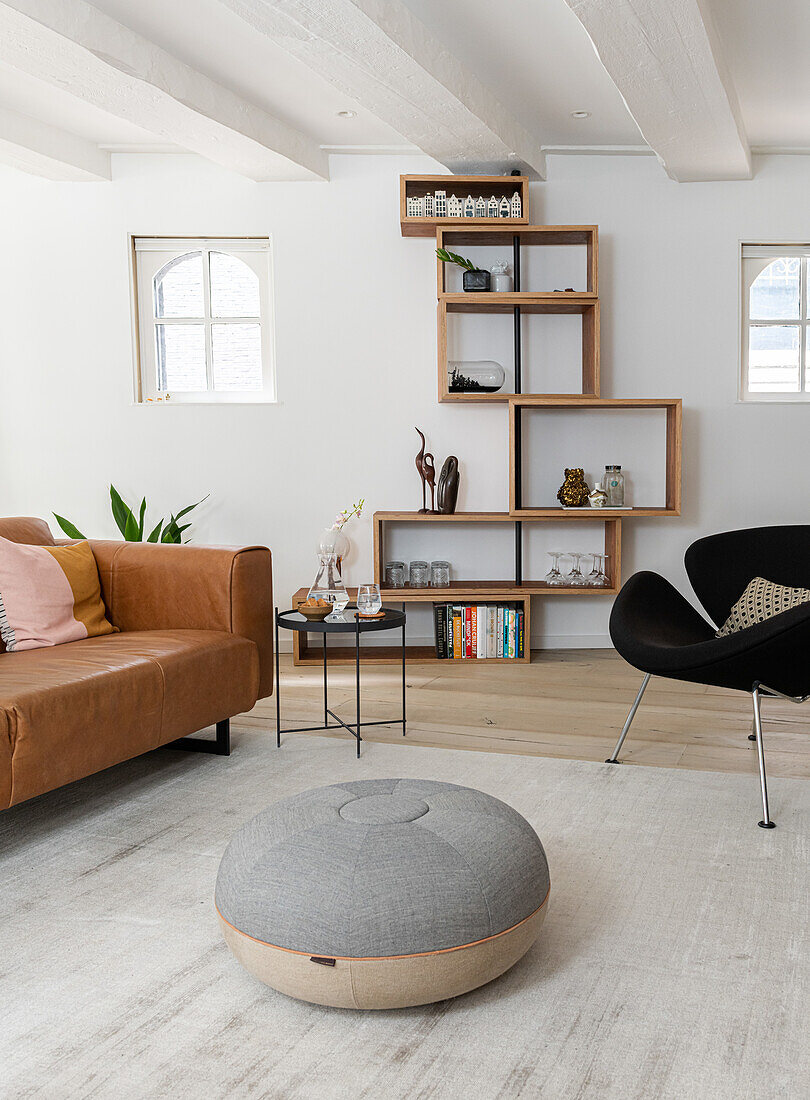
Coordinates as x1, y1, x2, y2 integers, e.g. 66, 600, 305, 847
337, 110, 357, 118
571, 110, 591, 119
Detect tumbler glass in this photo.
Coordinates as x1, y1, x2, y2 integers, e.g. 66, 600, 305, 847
409, 560, 429, 588
430, 560, 451, 587
384, 560, 406, 588
356, 584, 382, 617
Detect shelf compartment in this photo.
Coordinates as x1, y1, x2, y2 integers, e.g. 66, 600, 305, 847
290, 587, 532, 665
373, 513, 621, 594
400, 175, 529, 238
508, 397, 683, 517
438, 298, 599, 402
436, 225, 597, 295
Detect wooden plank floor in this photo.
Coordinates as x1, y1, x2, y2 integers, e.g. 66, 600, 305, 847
243, 650, 810, 780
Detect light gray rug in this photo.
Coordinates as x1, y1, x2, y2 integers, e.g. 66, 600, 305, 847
1, 726, 808, 1100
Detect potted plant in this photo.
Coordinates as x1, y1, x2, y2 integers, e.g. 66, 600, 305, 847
436, 248, 491, 292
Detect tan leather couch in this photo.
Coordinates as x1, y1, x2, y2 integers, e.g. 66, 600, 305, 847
0, 517, 273, 810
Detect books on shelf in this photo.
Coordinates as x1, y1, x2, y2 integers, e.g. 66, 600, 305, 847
432, 602, 525, 660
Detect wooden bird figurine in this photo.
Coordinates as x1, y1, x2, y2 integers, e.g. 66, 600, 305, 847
415, 427, 436, 513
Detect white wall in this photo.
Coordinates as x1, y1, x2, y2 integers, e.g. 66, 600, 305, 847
1, 151, 809, 648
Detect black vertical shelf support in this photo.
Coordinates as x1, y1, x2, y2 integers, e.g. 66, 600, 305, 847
513, 234, 523, 585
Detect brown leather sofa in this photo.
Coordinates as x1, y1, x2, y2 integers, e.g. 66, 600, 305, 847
0, 517, 273, 810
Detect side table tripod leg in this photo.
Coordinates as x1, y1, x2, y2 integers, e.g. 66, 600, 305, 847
323, 632, 328, 727
355, 617, 361, 758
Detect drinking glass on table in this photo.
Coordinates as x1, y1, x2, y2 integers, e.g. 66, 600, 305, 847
357, 584, 382, 617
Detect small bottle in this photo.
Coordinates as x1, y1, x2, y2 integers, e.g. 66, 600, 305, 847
604, 466, 625, 507
588, 482, 608, 508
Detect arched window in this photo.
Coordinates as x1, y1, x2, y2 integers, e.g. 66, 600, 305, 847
134, 238, 274, 403
742, 247, 810, 400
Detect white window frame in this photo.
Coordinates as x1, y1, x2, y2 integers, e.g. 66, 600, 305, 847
131, 236, 276, 405
740, 241, 810, 403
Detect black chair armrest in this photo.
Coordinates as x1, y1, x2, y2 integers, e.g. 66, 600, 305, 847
610, 571, 716, 659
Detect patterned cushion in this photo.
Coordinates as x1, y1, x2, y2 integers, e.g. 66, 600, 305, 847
716, 576, 810, 637
0, 536, 117, 652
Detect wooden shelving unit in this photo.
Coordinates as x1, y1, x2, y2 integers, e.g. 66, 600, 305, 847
436, 226, 599, 403
400, 175, 529, 238
294, 186, 683, 666
508, 396, 683, 517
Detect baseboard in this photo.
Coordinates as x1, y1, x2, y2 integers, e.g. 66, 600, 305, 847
276, 634, 614, 653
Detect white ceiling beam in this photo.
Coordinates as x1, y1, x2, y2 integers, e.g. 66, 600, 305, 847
0, 0, 328, 182
0, 105, 109, 180
564, 0, 751, 182
217, 0, 547, 178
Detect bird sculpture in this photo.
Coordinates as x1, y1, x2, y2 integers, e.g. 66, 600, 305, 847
415, 427, 436, 513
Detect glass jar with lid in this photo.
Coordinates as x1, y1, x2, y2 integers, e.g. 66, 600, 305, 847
604, 466, 625, 507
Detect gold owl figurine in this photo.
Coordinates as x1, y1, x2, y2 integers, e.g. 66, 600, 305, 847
557, 468, 590, 508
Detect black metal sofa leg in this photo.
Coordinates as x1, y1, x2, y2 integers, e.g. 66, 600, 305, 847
606, 673, 651, 764
751, 690, 775, 829
168, 719, 231, 757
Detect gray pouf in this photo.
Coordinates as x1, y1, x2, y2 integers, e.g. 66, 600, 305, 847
216, 778, 550, 1009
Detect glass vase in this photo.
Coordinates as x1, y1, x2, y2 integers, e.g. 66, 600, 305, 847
308, 552, 349, 619
318, 527, 349, 571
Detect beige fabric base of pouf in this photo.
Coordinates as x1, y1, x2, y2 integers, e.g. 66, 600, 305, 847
216, 779, 551, 1010
218, 897, 548, 1010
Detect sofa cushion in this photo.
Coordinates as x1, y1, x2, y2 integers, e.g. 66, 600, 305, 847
0, 630, 258, 807
0, 638, 164, 806
85, 630, 259, 740
0, 537, 117, 652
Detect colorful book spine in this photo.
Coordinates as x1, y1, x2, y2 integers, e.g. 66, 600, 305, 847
471, 605, 478, 658
452, 607, 463, 658
487, 606, 497, 658
465, 606, 472, 658
497, 608, 504, 657
517, 609, 524, 659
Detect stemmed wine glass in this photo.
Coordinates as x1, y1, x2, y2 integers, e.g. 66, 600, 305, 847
544, 551, 566, 587
566, 551, 588, 587
357, 583, 382, 617
597, 553, 610, 587
587, 553, 603, 586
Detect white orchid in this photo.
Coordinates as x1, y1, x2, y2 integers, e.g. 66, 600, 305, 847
331, 498, 365, 531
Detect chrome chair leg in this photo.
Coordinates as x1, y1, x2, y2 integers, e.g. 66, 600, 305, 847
748, 716, 757, 742
606, 673, 651, 763
752, 688, 775, 829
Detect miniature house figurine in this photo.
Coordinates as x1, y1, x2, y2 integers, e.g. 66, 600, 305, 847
475, 196, 487, 218
498, 196, 511, 217
406, 195, 420, 218
447, 194, 463, 218
435, 189, 447, 217
510, 191, 522, 218
424, 192, 435, 217
463, 194, 476, 218
487, 195, 499, 218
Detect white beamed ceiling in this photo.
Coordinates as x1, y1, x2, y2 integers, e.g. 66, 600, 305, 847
0, 0, 807, 181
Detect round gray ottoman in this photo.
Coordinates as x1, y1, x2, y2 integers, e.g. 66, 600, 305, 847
216, 779, 550, 1009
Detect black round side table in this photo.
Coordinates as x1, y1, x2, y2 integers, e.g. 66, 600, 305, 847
274, 606, 406, 757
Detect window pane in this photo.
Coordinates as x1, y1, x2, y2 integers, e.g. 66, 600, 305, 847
154, 253, 204, 318
155, 323, 206, 391
212, 323, 262, 391
749, 258, 800, 320
210, 251, 260, 318
748, 325, 800, 392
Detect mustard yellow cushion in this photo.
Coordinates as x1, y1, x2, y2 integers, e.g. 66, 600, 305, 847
0, 537, 117, 652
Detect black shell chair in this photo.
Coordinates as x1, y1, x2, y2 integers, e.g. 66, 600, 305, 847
608, 526, 810, 828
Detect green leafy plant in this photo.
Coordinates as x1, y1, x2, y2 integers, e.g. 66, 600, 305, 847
435, 247, 478, 272
54, 485, 208, 544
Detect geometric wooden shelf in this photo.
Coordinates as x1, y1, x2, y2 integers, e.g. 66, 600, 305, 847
437, 225, 600, 403
400, 175, 529, 238
291, 586, 532, 665
436, 225, 598, 295
508, 396, 683, 517
372, 511, 621, 595
438, 296, 599, 403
